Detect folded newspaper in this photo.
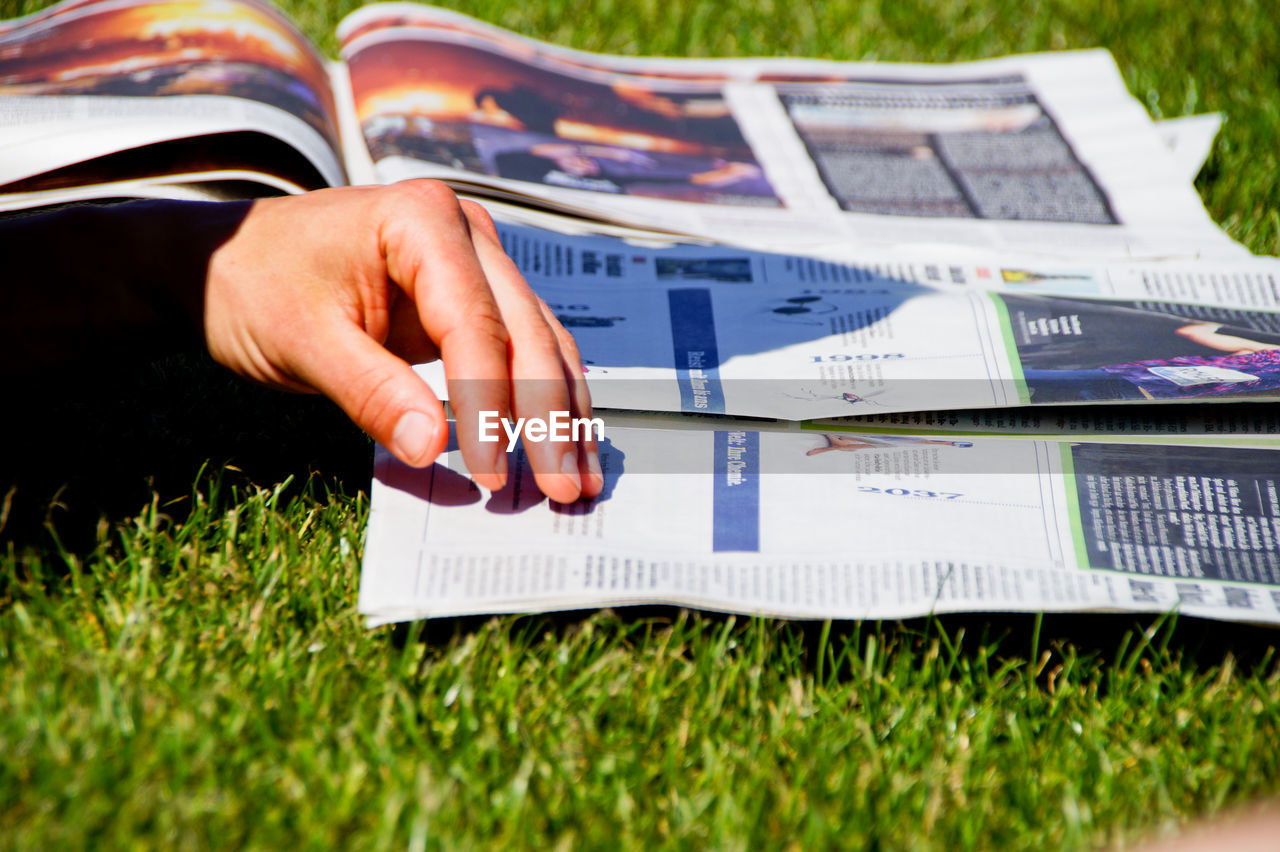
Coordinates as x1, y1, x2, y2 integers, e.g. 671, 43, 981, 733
2, 0, 1275, 625
360, 218, 1280, 627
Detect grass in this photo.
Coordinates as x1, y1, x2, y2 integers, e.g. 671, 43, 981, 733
2, 0, 1280, 848
5, 485, 1279, 848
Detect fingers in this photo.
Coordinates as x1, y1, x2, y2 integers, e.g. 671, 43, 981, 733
382, 290, 441, 366
457, 201, 589, 504
382, 183, 596, 502
297, 322, 449, 468
536, 297, 605, 499
204, 182, 599, 501
379, 182, 513, 492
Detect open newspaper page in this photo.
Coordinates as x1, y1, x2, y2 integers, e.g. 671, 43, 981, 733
477, 218, 1280, 419
359, 425, 1280, 625
0, 0, 346, 210
338, 2, 1241, 260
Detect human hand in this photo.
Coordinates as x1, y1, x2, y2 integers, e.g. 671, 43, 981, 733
204, 181, 603, 503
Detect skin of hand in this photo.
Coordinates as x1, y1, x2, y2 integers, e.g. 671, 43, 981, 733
203, 180, 604, 504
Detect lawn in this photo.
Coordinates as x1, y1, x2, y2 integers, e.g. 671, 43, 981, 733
2, 0, 1280, 848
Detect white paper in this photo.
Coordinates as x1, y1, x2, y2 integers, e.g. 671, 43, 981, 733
1155, 113, 1223, 184
360, 426, 1280, 625
484, 220, 1280, 420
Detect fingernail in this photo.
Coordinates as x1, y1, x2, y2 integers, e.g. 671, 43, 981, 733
560, 449, 581, 489
391, 411, 435, 466
586, 448, 604, 489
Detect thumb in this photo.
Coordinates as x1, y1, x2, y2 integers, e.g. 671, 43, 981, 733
298, 325, 449, 468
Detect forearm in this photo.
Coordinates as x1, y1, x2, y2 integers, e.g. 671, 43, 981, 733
0, 200, 251, 376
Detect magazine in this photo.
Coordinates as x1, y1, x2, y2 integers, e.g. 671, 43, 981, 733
0, 0, 1244, 260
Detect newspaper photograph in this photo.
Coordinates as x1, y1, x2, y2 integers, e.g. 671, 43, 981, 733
360, 425, 1280, 625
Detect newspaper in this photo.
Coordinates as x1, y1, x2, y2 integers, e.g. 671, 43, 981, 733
478, 219, 1280, 420
5, 0, 1277, 627
1155, 114, 1223, 185
359, 425, 1280, 625
811, 404, 1280, 444
594, 405, 1280, 445
364, 216, 1280, 627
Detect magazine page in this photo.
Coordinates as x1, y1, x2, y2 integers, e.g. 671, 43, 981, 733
338, 2, 1241, 260
0, 128, 328, 205
486, 220, 1280, 419
0, 168, 309, 212
359, 425, 1280, 625
0, 0, 347, 199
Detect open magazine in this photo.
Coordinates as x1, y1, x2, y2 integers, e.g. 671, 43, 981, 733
0, 0, 1245, 260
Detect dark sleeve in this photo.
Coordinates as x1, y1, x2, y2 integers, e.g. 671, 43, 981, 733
1215, 325, 1280, 346
0, 199, 251, 377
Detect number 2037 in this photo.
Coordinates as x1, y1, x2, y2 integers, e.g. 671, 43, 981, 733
858, 486, 963, 500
